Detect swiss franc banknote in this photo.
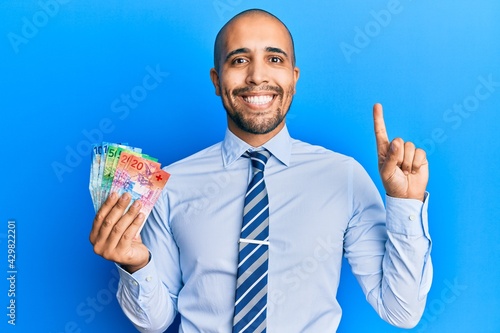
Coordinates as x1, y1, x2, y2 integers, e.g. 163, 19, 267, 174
89, 142, 170, 229
110, 153, 170, 234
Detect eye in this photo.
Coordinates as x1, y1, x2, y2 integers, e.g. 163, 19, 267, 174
269, 56, 283, 63
232, 57, 248, 64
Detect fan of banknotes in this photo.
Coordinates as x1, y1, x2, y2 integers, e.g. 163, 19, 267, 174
89, 142, 170, 229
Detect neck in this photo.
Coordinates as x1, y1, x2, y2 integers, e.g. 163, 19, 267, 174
227, 119, 285, 147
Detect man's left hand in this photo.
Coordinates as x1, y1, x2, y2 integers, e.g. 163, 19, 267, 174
373, 103, 428, 201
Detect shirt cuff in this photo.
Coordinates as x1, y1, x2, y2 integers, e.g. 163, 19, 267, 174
116, 253, 159, 298
385, 192, 430, 237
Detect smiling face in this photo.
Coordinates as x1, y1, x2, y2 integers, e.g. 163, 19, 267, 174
210, 12, 300, 146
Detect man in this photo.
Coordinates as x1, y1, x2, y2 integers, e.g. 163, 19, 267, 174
90, 9, 432, 332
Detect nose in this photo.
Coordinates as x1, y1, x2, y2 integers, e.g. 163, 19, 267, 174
245, 59, 269, 86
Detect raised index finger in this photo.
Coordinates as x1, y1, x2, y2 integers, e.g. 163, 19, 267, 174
373, 103, 390, 154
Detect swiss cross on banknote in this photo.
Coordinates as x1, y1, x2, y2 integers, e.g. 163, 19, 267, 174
89, 142, 170, 233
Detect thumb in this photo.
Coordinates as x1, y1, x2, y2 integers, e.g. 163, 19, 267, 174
380, 138, 404, 179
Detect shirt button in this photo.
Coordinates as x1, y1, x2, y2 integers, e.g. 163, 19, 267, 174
409, 214, 416, 221
132, 281, 138, 286
146, 276, 152, 282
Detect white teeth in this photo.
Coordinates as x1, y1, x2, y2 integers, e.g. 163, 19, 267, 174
243, 95, 273, 105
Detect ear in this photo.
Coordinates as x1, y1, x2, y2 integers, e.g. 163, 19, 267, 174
292, 66, 300, 94
210, 68, 221, 96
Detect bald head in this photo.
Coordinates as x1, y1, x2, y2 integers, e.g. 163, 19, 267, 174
213, 9, 296, 72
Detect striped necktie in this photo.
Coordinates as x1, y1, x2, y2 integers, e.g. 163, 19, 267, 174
233, 149, 271, 333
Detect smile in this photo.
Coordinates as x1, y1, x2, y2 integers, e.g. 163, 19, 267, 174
241, 94, 276, 106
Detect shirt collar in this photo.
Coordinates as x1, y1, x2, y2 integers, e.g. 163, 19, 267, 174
222, 125, 292, 168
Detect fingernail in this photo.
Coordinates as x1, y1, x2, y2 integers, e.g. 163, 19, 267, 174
132, 200, 140, 208
121, 193, 130, 201
110, 192, 117, 200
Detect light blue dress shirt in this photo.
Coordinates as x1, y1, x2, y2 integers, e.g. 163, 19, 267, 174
116, 125, 432, 332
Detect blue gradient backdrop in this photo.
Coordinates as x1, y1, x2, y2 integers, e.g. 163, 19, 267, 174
1, 1, 499, 332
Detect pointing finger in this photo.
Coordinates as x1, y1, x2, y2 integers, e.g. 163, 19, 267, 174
373, 103, 390, 158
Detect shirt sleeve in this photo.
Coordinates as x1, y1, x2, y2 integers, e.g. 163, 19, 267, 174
343, 160, 433, 329
115, 189, 182, 333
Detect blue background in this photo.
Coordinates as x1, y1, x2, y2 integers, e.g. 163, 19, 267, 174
1, 0, 499, 332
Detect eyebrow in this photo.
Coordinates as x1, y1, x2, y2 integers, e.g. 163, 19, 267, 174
224, 46, 289, 62
225, 48, 250, 62
265, 47, 288, 59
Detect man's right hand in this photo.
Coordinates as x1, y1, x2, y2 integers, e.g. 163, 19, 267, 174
89, 192, 150, 273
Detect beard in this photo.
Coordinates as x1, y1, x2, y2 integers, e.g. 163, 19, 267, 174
222, 84, 294, 135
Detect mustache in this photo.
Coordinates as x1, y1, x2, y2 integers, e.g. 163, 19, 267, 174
232, 85, 283, 97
